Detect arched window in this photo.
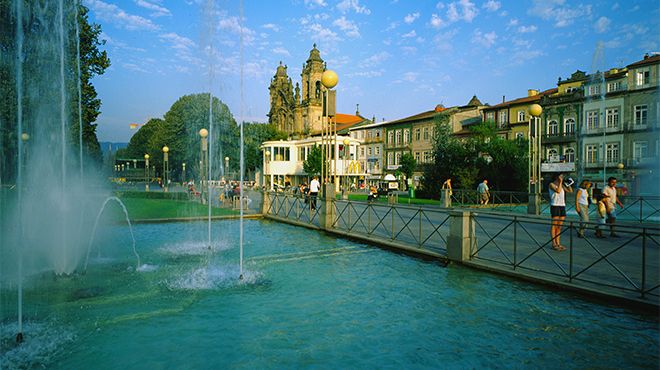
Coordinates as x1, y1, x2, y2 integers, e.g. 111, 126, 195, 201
564, 148, 575, 163
564, 118, 575, 135
548, 120, 559, 135
547, 148, 558, 161
315, 81, 321, 99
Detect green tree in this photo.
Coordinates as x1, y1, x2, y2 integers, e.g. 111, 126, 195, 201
303, 145, 324, 177
399, 152, 416, 189
242, 122, 287, 177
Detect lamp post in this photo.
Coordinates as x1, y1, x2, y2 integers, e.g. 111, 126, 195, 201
199, 128, 208, 203
264, 150, 272, 190
144, 154, 150, 191
321, 69, 338, 194
527, 103, 543, 215
182, 162, 186, 185
225, 156, 230, 180
342, 138, 350, 199
162, 146, 169, 192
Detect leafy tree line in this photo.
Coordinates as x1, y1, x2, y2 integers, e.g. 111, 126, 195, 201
420, 112, 528, 198
0, 2, 109, 183
118, 93, 287, 181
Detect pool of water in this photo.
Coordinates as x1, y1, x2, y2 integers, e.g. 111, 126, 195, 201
1, 219, 658, 368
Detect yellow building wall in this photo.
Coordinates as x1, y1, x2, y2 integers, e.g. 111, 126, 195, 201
554, 81, 583, 95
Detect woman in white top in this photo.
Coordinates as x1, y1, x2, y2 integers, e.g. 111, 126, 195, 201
575, 180, 591, 238
549, 173, 573, 251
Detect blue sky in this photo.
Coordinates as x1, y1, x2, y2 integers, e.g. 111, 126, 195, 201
85, 0, 659, 142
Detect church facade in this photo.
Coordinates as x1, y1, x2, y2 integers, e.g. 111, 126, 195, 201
267, 44, 336, 137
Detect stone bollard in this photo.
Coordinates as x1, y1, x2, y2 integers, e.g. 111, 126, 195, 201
320, 183, 335, 230
527, 193, 541, 215
446, 210, 476, 262
261, 191, 271, 215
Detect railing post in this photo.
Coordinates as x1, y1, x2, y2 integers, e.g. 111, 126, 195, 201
641, 228, 646, 298
441, 188, 451, 208
347, 200, 352, 231
368, 203, 372, 234
418, 208, 423, 247
284, 194, 289, 217
319, 183, 335, 230
513, 216, 517, 270
639, 197, 643, 223
447, 211, 476, 262
569, 221, 573, 282
261, 191, 271, 215
391, 205, 395, 240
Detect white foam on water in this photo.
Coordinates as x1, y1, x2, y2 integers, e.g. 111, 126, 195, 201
0, 321, 75, 369
159, 240, 231, 257
164, 264, 262, 291
136, 264, 158, 272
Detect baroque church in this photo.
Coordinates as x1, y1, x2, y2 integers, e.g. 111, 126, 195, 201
268, 44, 338, 137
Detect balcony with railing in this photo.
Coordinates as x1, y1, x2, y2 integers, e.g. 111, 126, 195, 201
584, 160, 625, 169
541, 132, 577, 143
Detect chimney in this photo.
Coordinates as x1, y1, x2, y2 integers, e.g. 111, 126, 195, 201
502, 95, 505, 103
644, 53, 649, 59
528, 89, 539, 97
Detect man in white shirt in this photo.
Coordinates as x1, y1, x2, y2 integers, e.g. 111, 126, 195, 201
309, 176, 320, 210
602, 177, 624, 237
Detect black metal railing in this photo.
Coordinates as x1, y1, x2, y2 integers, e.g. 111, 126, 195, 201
470, 213, 659, 299
265, 192, 322, 228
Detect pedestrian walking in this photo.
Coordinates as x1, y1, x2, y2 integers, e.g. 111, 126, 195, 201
477, 179, 490, 205
441, 178, 453, 207
594, 193, 609, 238
575, 179, 592, 238
309, 176, 320, 210
602, 177, 624, 237
549, 173, 573, 251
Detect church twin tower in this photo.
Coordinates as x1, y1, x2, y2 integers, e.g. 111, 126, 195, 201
267, 44, 336, 136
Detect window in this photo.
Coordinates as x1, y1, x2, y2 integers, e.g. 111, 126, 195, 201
423, 127, 429, 140
564, 148, 575, 163
634, 105, 648, 126
633, 141, 648, 160
388, 131, 394, 145
424, 151, 431, 163
498, 110, 508, 128
564, 118, 576, 134
414, 151, 420, 163
367, 147, 372, 156
395, 152, 401, 165
515, 132, 525, 140
587, 110, 599, 130
606, 108, 619, 128
606, 143, 619, 163
415, 128, 421, 141
636, 70, 650, 86
486, 112, 495, 122
359, 147, 365, 158
366, 131, 372, 139
395, 130, 402, 146
273, 147, 290, 161
403, 129, 410, 144
376, 131, 381, 139
565, 86, 578, 94
375, 146, 380, 155
547, 148, 558, 161
586, 145, 598, 163
518, 110, 526, 122
298, 147, 306, 161
588, 84, 601, 96
607, 81, 620, 92
548, 120, 559, 135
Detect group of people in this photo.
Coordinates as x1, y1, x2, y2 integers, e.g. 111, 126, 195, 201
549, 174, 623, 251
298, 176, 320, 210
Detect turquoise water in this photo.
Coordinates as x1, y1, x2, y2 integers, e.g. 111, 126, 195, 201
1, 219, 658, 368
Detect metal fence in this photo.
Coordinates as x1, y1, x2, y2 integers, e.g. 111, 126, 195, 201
264, 192, 323, 229
470, 212, 660, 300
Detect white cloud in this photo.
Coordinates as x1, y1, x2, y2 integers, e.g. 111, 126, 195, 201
401, 46, 417, 54
122, 62, 150, 73
436, 2, 445, 9
386, 21, 398, 31
446, 0, 478, 22
430, 13, 444, 28
333, 16, 360, 38
511, 50, 544, 64
219, 16, 256, 45
402, 30, 417, 38
471, 29, 497, 47
611, 3, 619, 10
361, 51, 390, 67
483, 0, 501, 12
629, 5, 640, 12
159, 32, 195, 50
85, 0, 159, 31
401, 72, 419, 82
507, 18, 518, 27
337, 0, 371, 15
134, 0, 171, 17
272, 47, 290, 56
304, 0, 327, 8
262, 23, 280, 32
594, 16, 611, 33
308, 23, 341, 43
517, 25, 537, 33
528, 0, 592, 28
348, 69, 384, 78
433, 29, 458, 50
404, 12, 420, 24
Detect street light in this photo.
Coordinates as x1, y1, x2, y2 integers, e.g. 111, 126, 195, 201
182, 162, 186, 185
225, 156, 230, 180
199, 128, 208, 204
162, 146, 169, 192
528, 103, 543, 215
321, 69, 338, 193
264, 150, 272, 190
144, 154, 150, 191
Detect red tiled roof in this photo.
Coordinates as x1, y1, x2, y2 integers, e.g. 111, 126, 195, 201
334, 113, 363, 125
486, 88, 558, 109
627, 54, 660, 68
